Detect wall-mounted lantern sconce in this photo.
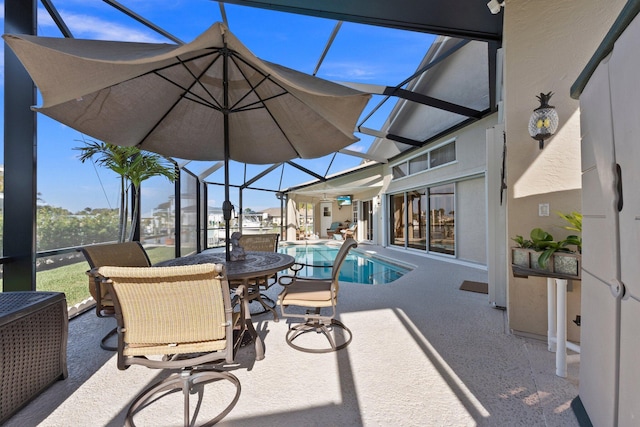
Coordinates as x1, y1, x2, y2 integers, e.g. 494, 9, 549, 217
528, 92, 559, 149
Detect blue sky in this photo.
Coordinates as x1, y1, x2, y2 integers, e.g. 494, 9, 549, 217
1, 1, 435, 213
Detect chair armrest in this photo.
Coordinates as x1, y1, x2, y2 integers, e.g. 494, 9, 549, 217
289, 262, 333, 273
233, 283, 248, 299
290, 263, 305, 273
233, 284, 252, 322
295, 262, 333, 269
278, 272, 332, 288
278, 261, 332, 287
87, 267, 108, 309
278, 274, 297, 287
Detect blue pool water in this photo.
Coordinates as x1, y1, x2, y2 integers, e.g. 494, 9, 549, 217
278, 244, 411, 284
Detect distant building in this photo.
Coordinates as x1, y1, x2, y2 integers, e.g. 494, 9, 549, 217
261, 207, 283, 225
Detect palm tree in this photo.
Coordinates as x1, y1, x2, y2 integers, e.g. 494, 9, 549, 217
75, 140, 176, 242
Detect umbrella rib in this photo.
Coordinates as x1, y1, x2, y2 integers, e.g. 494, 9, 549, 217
230, 92, 288, 113
226, 52, 303, 158
227, 72, 271, 112
176, 51, 226, 110
153, 71, 220, 111
137, 52, 224, 148
227, 53, 289, 112
225, 51, 288, 111
150, 50, 225, 111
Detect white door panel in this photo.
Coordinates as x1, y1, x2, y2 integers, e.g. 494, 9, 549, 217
582, 215, 618, 283
608, 13, 640, 426
610, 11, 640, 299
618, 299, 640, 426
580, 275, 619, 427
579, 50, 620, 427
320, 202, 333, 237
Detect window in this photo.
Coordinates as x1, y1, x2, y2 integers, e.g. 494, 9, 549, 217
352, 201, 358, 224
430, 141, 456, 168
429, 184, 455, 255
392, 163, 408, 179
409, 154, 429, 175
392, 140, 456, 180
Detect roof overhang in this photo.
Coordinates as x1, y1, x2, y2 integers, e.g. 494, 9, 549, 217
217, 0, 503, 43
286, 162, 384, 201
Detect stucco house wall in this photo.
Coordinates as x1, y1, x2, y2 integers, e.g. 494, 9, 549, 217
503, 0, 626, 339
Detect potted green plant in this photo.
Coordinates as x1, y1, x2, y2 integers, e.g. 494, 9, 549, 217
511, 212, 582, 279
556, 211, 582, 250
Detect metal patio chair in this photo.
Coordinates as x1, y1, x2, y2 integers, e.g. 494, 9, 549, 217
80, 241, 151, 351
94, 263, 242, 426
277, 238, 357, 353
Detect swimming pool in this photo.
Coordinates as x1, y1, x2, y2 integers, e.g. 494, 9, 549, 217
278, 244, 412, 285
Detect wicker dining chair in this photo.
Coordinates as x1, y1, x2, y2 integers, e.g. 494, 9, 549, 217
277, 238, 357, 353
234, 233, 280, 319
94, 263, 242, 427
80, 241, 152, 351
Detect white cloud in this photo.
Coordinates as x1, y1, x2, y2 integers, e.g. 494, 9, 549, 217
321, 61, 380, 81
37, 7, 166, 43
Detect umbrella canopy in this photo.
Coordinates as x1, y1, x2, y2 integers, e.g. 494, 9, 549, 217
3, 23, 370, 163
4, 23, 371, 258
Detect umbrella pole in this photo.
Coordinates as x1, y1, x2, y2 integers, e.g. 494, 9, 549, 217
223, 44, 231, 262
223, 151, 230, 261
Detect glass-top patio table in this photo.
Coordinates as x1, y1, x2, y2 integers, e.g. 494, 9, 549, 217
155, 251, 295, 360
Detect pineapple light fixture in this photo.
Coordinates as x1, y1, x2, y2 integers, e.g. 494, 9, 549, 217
528, 92, 559, 149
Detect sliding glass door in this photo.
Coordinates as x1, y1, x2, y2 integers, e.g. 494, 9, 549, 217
408, 189, 427, 250
388, 184, 455, 255
389, 194, 405, 247
428, 184, 455, 255
362, 200, 373, 241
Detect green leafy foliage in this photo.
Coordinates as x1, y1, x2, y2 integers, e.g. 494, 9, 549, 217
74, 140, 176, 242
511, 211, 582, 269
556, 211, 582, 232
37, 206, 119, 251
556, 211, 582, 252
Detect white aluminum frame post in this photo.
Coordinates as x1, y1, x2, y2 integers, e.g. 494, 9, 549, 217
546, 277, 581, 377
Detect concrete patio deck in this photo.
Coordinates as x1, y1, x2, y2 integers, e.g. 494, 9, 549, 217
5, 245, 580, 426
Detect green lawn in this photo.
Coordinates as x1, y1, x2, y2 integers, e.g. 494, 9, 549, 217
34, 246, 176, 307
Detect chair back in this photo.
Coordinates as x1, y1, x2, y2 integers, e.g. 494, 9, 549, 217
96, 264, 235, 369
81, 241, 152, 269
331, 238, 357, 284
238, 233, 279, 252
81, 242, 152, 312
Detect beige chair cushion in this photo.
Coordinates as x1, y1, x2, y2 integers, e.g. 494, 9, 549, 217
280, 279, 334, 307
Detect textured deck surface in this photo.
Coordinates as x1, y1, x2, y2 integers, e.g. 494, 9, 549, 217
5, 244, 580, 426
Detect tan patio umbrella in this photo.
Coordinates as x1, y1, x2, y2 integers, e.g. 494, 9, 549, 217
4, 23, 371, 259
